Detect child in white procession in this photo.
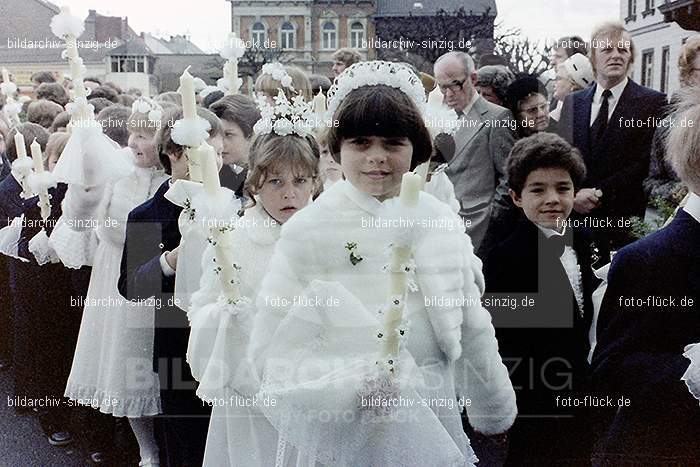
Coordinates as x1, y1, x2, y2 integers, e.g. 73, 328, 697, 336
247, 61, 516, 466
187, 130, 320, 465
49, 99, 167, 465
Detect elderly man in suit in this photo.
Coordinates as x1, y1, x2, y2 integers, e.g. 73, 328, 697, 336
558, 22, 666, 251
434, 51, 516, 255
590, 88, 700, 464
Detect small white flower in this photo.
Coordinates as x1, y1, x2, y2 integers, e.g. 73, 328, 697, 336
148, 109, 162, 123
273, 118, 293, 136
280, 75, 293, 89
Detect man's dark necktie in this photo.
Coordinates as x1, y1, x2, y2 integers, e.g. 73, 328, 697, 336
591, 89, 612, 148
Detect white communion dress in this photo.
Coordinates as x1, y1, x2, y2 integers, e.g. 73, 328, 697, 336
187, 202, 285, 467
49, 159, 168, 417
247, 180, 517, 466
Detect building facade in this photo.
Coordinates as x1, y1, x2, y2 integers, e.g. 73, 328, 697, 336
227, 0, 495, 76
621, 0, 698, 96
228, 0, 375, 76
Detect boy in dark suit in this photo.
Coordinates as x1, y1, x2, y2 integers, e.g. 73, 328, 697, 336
590, 89, 700, 465
118, 107, 222, 467
484, 132, 601, 465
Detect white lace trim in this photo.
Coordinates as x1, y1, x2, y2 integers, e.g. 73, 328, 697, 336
64, 383, 161, 417
561, 247, 585, 314
49, 218, 97, 269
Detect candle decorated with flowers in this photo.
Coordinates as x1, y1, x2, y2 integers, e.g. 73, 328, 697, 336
51, 6, 93, 121
30, 139, 53, 221
211, 227, 241, 302
220, 33, 246, 95
380, 172, 421, 365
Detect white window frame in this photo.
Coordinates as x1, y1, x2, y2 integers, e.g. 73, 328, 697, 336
251, 22, 267, 47
641, 49, 654, 88
280, 21, 296, 50
321, 20, 337, 50
349, 21, 365, 49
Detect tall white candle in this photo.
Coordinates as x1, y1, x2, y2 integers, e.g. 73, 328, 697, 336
199, 141, 221, 197
398, 172, 421, 207
186, 146, 203, 182
179, 66, 197, 120
30, 139, 52, 220
30, 138, 44, 172
1, 68, 9, 84
313, 89, 327, 115
212, 228, 241, 302
14, 132, 28, 159
380, 172, 422, 363
414, 162, 430, 189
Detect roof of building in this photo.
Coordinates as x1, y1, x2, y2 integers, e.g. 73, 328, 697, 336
0, 0, 201, 66
375, 0, 497, 17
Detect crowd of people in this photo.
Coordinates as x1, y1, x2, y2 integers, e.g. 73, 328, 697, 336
0, 15, 699, 467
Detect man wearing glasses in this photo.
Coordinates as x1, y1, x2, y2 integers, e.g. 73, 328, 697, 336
434, 51, 516, 256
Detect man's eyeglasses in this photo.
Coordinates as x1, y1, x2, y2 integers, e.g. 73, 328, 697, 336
437, 78, 467, 93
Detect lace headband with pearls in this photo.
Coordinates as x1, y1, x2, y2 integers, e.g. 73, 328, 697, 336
326, 61, 426, 119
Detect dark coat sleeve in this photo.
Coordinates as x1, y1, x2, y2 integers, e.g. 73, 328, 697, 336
117, 209, 174, 301
590, 245, 694, 405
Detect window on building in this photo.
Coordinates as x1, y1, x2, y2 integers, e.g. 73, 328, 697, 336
322, 21, 337, 50
280, 22, 295, 50
111, 55, 145, 73
629, 0, 636, 15
641, 49, 654, 88
350, 21, 364, 49
660, 46, 670, 93
252, 22, 266, 46
645, 0, 654, 9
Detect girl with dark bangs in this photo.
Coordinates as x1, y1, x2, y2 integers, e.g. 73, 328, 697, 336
244, 61, 516, 466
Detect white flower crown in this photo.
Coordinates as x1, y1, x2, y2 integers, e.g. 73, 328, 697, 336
252, 89, 316, 137
131, 97, 164, 124
326, 61, 426, 118
260, 63, 295, 91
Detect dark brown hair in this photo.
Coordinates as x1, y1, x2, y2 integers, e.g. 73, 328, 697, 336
36, 82, 69, 107
209, 95, 261, 139
6, 123, 49, 162
50, 111, 71, 133
506, 132, 586, 195
326, 85, 432, 170
156, 106, 223, 175
26, 99, 64, 129
97, 104, 131, 147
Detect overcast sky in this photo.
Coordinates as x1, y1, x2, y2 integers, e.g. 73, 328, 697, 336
57, 0, 620, 52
